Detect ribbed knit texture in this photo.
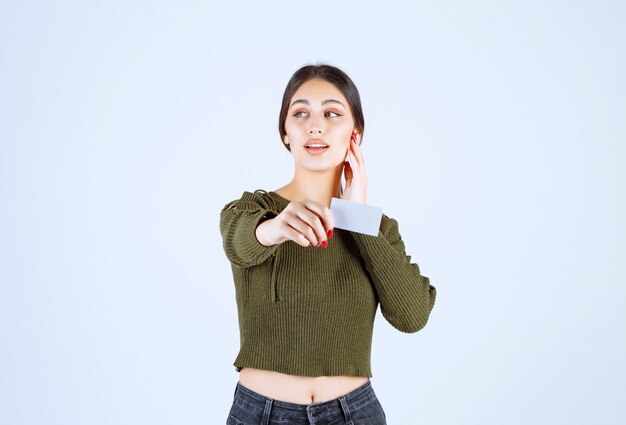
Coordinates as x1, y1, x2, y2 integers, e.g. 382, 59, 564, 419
219, 189, 437, 377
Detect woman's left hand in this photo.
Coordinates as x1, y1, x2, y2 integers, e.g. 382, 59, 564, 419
341, 134, 368, 204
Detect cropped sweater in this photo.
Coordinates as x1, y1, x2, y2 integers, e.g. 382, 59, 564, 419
219, 189, 437, 377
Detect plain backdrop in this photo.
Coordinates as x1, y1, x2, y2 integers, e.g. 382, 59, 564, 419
1, 1, 625, 424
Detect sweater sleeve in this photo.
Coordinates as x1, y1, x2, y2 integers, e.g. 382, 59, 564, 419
350, 214, 437, 333
219, 192, 280, 268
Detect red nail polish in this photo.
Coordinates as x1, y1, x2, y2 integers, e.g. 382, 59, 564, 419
327, 229, 333, 239
321, 240, 327, 248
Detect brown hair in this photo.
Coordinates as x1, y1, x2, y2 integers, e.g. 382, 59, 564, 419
278, 63, 365, 153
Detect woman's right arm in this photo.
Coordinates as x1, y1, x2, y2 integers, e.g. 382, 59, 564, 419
219, 192, 333, 268
219, 194, 281, 268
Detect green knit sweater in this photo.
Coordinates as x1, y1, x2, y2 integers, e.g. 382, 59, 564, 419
219, 189, 437, 377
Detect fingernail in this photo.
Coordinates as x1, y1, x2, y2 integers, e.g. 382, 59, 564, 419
327, 229, 333, 239
321, 240, 327, 248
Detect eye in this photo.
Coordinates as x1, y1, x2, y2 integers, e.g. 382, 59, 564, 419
292, 110, 342, 118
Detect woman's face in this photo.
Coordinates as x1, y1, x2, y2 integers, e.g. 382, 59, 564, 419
283, 78, 357, 171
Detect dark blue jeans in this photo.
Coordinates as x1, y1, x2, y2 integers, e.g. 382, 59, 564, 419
226, 378, 387, 424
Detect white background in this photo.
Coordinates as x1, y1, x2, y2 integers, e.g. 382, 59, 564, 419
1, 1, 625, 424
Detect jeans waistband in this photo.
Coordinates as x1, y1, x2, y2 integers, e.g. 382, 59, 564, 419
233, 378, 376, 421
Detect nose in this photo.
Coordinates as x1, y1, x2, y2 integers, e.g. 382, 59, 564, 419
309, 118, 324, 135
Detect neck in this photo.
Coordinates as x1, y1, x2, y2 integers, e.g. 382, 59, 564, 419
278, 164, 344, 207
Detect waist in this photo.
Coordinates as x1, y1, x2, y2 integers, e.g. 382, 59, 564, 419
238, 367, 369, 404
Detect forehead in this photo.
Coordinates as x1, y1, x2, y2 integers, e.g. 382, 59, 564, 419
290, 78, 347, 105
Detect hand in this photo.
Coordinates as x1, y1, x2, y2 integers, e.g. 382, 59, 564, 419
341, 132, 368, 204
255, 200, 335, 248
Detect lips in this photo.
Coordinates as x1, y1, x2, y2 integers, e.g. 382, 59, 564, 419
305, 139, 329, 149
303, 139, 329, 155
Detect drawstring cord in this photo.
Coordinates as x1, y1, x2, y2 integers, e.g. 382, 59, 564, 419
270, 245, 281, 302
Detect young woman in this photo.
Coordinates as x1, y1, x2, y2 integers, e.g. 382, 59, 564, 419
220, 63, 437, 424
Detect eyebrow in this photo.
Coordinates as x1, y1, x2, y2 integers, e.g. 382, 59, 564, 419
290, 99, 345, 108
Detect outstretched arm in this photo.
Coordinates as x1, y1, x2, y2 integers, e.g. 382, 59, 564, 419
219, 193, 279, 268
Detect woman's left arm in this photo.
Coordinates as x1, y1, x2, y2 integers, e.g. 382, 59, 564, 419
350, 214, 437, 333
343, 134, 436, 333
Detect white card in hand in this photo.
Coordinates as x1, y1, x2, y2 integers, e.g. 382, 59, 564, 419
330, 197, 383, 236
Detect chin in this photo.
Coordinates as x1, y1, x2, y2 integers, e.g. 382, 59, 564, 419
300, 160, 338, 171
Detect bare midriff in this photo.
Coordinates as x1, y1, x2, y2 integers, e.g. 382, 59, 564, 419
238, 367, 369, 404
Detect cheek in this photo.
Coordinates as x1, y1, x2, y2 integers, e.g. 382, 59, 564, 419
338, 129, 353, 144
284, 120, 305, 135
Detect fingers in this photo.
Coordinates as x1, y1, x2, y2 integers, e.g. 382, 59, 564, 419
343, 159, 353, 183
302, 200, 334, 245
283, 222, 314, 247
342, 135, 368, 203
349, 138, 365, 170
283, 200, 334, 247
292, 208, 324, 246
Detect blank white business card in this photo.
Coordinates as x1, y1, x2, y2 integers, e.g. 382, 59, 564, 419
330, 197, 383, 236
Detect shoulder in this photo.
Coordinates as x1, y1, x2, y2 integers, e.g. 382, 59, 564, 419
380, 212, 398, 229
221, 189, 276, 211
380, 212, 402, 240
